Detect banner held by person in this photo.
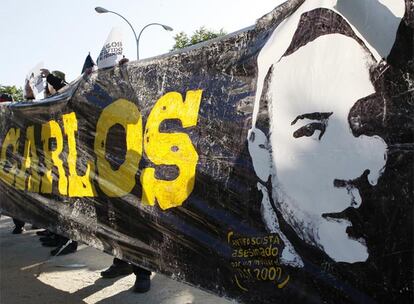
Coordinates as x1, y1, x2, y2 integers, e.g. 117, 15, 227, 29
0, 1, 412, 303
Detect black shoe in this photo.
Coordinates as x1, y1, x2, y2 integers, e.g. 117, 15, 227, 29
50, 241, 77, 256
12, 227, 24, 234
101, 263, 133, 278
36, 230, 51, 236
39, 235, 55, 242
133, 274, 151, 293
31, 225, 39, 230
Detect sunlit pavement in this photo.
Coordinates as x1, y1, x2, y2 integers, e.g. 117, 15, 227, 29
0, 216, 236, 304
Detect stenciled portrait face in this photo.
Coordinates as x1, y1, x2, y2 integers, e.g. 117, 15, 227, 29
268, 34, 387, 263
247, 5, 399, 264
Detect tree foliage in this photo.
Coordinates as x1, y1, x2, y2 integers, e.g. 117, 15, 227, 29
171, 26, 227, 51
0, 85, 23, 101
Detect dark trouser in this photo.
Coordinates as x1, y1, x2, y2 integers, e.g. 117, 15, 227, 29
12, 218, 25, 229
113, 257, 151, 276
59, 236, 78, 246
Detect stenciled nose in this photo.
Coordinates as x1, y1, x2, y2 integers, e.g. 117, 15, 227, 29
359, 136, 387, 186
328, 133, 387, 192
333, 169, 371, 188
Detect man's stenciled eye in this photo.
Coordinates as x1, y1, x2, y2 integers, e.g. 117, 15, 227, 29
293, 122, 327, 140
291, 112, 333, 140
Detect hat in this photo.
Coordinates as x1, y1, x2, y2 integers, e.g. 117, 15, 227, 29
51, 70, 66, 81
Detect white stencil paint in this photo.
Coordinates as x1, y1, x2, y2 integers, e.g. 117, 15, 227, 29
266, 35, 388, 262
335, 0, 405, 60
247, 1, 403, 264
248, 128, 304, 267
258, 182, 304, 267
247, 128, 272, 182
252, 0, 405, 126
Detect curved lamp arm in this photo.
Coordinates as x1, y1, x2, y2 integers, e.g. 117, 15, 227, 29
95, 7, 173, 61
107, 10, 139, 60
137, 23, 173, 60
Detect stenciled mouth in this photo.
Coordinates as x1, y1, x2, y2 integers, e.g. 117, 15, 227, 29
322, 170, 372, 240
322, 207, 365, 240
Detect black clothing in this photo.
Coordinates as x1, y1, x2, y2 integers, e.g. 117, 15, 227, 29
50, 240, 78, 256
12, 218, 25, 229
12, 218, 25, 233
113, 258, 151, 277
46, 74, 66, 91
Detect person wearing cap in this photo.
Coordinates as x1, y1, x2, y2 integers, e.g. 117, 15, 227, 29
40, 69, 68, 97
34, 68, 78, 256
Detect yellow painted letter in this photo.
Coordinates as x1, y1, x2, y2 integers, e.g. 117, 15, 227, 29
15, 126, 41, 192
94, 99, 142, 197
141, 90, 202, 210
40, 120, 68, 194
0, 128, 20, 187
63, 112, 95, 197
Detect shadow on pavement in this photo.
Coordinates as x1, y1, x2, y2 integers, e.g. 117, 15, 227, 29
0, 216, 235, 304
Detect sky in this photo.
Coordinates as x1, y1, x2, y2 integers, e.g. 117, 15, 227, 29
1, 0, 284, 88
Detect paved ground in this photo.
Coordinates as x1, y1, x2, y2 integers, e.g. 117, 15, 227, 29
0, 216, 236, 304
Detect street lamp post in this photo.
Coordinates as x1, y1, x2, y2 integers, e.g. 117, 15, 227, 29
137, 23, 173, 60
95, 7, 139, 60
95, 7, 173, 60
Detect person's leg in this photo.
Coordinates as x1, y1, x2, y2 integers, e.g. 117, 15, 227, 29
132, 265, 151, 293
12, 218, 25, 234
101, 258, 133, 278
50, 238, 78, 256
40, 232, 63, 247
112, 258, 127, 266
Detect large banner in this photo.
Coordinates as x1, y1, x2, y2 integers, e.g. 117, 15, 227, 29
0, 0, 412, 303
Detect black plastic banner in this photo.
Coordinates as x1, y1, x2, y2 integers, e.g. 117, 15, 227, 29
0, 1, 412, 303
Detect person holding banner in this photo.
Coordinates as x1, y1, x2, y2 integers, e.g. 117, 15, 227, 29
36, 67, 78, 256
101, 258, 151, 293
40, 69, 68, 97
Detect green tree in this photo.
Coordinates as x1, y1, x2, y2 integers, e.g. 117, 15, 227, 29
0, 85, 23, 101
171, 26, 227, 51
